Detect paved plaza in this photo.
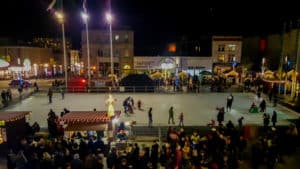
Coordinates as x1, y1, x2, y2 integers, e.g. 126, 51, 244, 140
2, 92, 300, 129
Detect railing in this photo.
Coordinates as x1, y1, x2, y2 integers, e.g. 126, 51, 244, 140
63, 86, 159, 93
51, 85, 244, 93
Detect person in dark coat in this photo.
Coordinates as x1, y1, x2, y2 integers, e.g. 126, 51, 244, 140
238, 116, 244, 131
150, 140, 159, 169
263, 113, 270, 129
168, 106, 175, 124
47, 88, 53, 103
71, 154, 83, 169
259, 99, 266, 112
271, 111, 277, 127
148, 107, 153, 128
106, 148, 117, 169
217, 107, 225, 125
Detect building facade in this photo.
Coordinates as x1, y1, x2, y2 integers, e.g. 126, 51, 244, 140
134, 56, 212, 76
69, 50, 82, 75
81, 30, 134, 78
212, 36, 242, 63
0, 46, 59, 79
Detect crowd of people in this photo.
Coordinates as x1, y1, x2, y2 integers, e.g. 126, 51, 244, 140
4, 93, 299, 169
2, 76, 300, 169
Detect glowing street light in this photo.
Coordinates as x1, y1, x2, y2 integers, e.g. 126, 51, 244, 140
106, 12, 114, 80
55, 11, 68, 89
81, 12, 91, 88
261, 57, 265, 75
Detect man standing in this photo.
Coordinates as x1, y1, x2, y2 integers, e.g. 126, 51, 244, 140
150, 140, 159, 169
271, 111, 277, 127
178, 112, 184, 127
148, 107, 153, 128
168, 106, 175, 124
226, 93, 234, 112
238, 116, 244, 131
60, 87, 65, 100
47, 88, 53, 103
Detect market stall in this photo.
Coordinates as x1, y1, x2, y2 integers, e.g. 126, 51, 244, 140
59, 111, 121, 140
0, 111, 31, 156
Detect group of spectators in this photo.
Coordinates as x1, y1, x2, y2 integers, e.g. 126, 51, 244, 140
6, 132, 107, 169
105, 121, 299, 169
4, 114, 300, 169
1, 88, 12, 106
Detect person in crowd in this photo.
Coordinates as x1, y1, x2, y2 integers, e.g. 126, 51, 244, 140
217, 107, 225, 125
18, 85, 23, 99
1, 89, 7, 107
6, 88, 12, 101
150, 140, 159, 169
47, 87, 53, 103
259, 99, 266, 112
226, 93, 234, 112
137, 99, 143, 110
60, 86, 65, 100
32, 122, 40, 134
168, 106, 175, 124
263, 113, 270, 129
34, 82, 39, 92
249, 102, 259, 113
238, 116, 244, 131
148, 107, 153, 128
271, 111, 277, 127
179, 112, 184, 127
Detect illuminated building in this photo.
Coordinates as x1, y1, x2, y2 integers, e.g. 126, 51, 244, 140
81, 30, 134, 77
0, 46, 62, 79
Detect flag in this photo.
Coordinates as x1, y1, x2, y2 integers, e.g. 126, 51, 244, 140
47, 0, 57, 11
83, 0, 87, 13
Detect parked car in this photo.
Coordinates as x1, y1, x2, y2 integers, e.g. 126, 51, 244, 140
9, 79, 32, 88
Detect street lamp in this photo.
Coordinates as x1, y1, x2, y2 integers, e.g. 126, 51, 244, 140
284, 56, 288, 95
55, 11, 68, 89
106, 12, 114, 79
261, 57, 265, 75
81, 12, 91, 87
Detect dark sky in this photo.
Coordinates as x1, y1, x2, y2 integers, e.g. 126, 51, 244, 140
0, 1, 300, 55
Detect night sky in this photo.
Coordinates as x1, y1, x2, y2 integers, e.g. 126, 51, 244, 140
0, 0, 300, 55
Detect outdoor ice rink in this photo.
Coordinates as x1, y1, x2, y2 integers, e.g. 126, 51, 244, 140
3, 92, 300, 128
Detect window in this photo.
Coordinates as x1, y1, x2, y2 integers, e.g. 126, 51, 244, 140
124, 34, 129, 42
218, 44, 225, 52
218, 54, 225, 62
114, 48, 120, 57
228, 44, 236, 52
103, 49, 109, 57
124, 49, 129, 57
97, 49, 103, 57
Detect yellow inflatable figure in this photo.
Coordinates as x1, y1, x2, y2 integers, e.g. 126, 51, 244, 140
106, 94, 116, 117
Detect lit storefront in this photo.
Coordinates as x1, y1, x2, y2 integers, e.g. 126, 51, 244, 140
0, 46, 64, 79
134, 56, 212, 77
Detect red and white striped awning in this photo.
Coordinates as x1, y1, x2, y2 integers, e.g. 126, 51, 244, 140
59, 111, 121, 123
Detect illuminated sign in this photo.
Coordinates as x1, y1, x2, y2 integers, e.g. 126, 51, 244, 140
23, 58, 31, 71
0, 59, 9, 68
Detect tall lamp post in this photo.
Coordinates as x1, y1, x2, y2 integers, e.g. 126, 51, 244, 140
284, 56, 288, 96
106, 12, 114, 80
81, 12, 91, 87
261, 57, 265, 75
55, 12, 68, 89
